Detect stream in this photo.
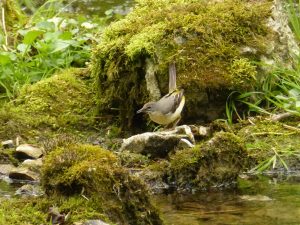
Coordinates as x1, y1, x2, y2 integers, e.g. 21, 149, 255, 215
153, 175, 300, 225
1, 174, 300, 224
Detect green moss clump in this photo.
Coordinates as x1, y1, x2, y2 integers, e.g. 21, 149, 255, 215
169, 132, 248, 190
0, 196, 112, 225
0, 68, 96, 140
119, 150, 150, 168
41, 144, 163, 225
1, 0, 25, 30
91, 0, 272, 128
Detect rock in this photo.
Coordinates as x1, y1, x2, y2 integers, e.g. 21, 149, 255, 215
15, 184, 44, 197
9, 167, 39, 181
120, 125, 195, 158
1, 140, 14, 149
21, 158, 43, 168
240, 195, 272, 201
178, 139, 195, 149
169, 131, 249, 191
47, 207, 68, 225
74, 220, 111, 225
16, 144, 44, 159
0, 164, 17, 176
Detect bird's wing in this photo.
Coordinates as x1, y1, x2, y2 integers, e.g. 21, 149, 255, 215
156, 90, 184, 114
169, 62, 177, 93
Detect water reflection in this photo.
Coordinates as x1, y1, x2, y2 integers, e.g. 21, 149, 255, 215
65, 0, 134, 17
153, 175, 300, 225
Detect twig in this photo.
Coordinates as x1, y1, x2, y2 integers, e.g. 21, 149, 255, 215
282, 124, 300, 132
251, 132, 288, 136
1, 6, 8, 46
269, 112, 293, 121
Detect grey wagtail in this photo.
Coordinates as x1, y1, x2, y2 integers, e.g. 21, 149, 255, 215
137, 63, 185, 128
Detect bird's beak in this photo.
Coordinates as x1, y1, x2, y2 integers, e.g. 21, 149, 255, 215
137, 107, 145, 114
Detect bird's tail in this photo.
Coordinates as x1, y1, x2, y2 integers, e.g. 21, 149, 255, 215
169, 62, 177, 93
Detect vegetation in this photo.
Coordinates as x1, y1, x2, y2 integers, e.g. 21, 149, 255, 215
91, 0, 272, 128
0, 68, 96, 141
0, 0, 107, 101
225, 0, 300, 172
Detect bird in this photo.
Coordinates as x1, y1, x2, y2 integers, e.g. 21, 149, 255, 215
137, 63, 185, 128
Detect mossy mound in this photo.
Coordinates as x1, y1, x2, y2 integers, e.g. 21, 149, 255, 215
237, 120, 300, 171
0, 68, 96, 141
168, 132, 248, 190
41, 144, 163, 225
0, 196, 111, 225
91, 0, 272, 128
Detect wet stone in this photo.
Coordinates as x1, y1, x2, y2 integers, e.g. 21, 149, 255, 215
1, 140, 14, 149
15, 184, 44, 197
9, 167, 39, 181
120, 125, 195, 158
16, 144, 44, 159
0, 164, 17, 176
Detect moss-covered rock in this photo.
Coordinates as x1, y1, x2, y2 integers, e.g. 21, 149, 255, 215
41, 144, 163, 225
168, 131, 248, 191
0, 68, 96, 141
91, 0, 273, 128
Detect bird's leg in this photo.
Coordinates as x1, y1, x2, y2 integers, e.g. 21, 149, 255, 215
164, 116, 181, 130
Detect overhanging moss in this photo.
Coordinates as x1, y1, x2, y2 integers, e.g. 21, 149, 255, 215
0, 68, 96, 141
91, 0, 272, 128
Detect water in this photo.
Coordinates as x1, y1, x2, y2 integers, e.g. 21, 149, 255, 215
153, 175, 300, 225
0, 176, 19, 198
65, 0, 134, 17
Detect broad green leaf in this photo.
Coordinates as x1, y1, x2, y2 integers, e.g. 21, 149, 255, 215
0, 54, 11, 65
36, 21, 55, 32
51, 40, 71, 53
23, 30, 44, 44
59, 31, 72, 40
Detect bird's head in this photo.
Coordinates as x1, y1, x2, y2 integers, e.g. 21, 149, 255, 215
137, 102, 157, 114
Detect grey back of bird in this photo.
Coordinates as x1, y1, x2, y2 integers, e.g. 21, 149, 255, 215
169, 62, 177, 93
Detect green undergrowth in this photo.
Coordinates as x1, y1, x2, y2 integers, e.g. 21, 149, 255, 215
0, 68, 96, 141
41, 143, 163, 225
237, 120, 300, 172
92, 0, 272, 128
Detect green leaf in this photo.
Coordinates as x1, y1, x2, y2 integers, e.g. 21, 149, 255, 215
23, 30, 44, 44
17, 43, 30, 53
51, 40, 71, 53
0, 54, 11, 65
59, 31, 72, 40
36, 21, 55, 32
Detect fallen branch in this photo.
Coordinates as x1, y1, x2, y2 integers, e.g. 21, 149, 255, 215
269, 112, 293, 122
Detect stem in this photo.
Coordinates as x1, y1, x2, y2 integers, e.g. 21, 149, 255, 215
1, 6, 8, 47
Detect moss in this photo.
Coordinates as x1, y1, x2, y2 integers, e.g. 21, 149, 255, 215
169, 131, 248, 190
41, 143, 163, 225
0, 196, 112, 225
1, 0, 26, 30
0, 68, 96, 141
237, 121, 300, 170
119, 150, 150, 168
91, 0, 272, 128
0, 149, 19, 166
